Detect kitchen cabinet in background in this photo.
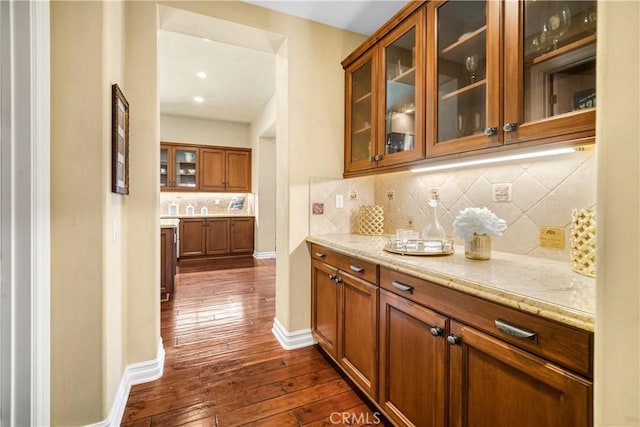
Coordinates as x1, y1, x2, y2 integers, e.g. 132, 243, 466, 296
161, 142, 251, 193
160, 144, 199, 190
160, 226, 176, 300
179, 216, 254, 259
200, 147, 251, 192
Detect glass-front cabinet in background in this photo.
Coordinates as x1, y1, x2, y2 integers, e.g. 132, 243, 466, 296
160, 144, 199, 191
427, 0, 500, 157
344, 6, 425, 174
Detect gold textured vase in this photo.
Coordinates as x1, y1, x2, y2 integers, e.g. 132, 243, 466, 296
465, 233, 492, 260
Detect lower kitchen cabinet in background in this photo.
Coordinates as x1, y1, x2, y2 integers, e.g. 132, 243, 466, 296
309, 243, 594, 427
160, 226, 176, 300
180, 216, 254, 259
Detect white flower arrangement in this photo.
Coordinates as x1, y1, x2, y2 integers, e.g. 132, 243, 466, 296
453, 207, 507, 241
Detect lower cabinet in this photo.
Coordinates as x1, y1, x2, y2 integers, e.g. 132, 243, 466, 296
180, 216, 254, 258
448, 320, 592, 427
379, 289, 447, 427
311, 248, 379, 398
309, 244, 593, 427
160, 226, 176, 299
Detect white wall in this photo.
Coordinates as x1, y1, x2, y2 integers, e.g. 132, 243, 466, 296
595, 1, 640, 425
161, 113, 250, 148
251, 95, 277, 255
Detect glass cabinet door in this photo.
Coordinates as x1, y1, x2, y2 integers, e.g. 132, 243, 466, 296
174, 148, 198, 189
427, 0, 500, 157
378, 8, 425, 167
504, 0, 597, 143
345, 51, 376, 173
160, 147, 169, 188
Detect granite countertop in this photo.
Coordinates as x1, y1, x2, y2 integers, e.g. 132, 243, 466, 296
307, 233, 595, 332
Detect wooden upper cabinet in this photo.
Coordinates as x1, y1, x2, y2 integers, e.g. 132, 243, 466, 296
427, 0, 596, 157
200, 147, 251, 193
161, 144, 199, 191
502, 0, 597, 145
226, 150, 251, 192
377, 8, 426, 168
342, 0, 597, 174
426, 0, 502, 157
162, 143, 251, 192
200, 148, 226, 192
344, 49, 377, 174
343, 5, 425, 176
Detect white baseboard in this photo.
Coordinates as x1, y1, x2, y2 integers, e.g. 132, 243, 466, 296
253, 251, 276, 259
86, 339, 165, 427
272, 317, 316, 350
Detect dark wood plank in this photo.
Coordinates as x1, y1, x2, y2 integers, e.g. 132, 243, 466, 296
123, 259, 386, 426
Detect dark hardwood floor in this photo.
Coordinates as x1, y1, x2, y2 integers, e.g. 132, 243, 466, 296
122, 258, 389, 427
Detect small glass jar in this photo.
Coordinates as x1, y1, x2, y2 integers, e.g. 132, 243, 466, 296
465, 233, 492, 260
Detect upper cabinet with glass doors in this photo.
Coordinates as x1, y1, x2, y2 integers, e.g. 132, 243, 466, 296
503, 0, 597, 145
342, 0, 596, 175
427, 0, 501, 157
343, 4, 425, 176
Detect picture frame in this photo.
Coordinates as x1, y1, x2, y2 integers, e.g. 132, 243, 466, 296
112, 83, 129, 195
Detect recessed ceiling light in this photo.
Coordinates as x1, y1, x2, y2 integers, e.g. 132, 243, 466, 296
196, 71, 207, 79
193, 96, 204, 103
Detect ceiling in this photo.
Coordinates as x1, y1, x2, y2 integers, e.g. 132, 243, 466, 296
159, 1, 410, 123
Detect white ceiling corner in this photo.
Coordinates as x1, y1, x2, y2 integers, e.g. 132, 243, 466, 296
158, 1, 409, 123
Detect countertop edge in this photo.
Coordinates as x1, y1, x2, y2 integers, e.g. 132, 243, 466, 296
306, 235, 594, 333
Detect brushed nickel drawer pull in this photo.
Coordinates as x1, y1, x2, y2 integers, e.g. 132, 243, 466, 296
392, 281, 413, 294
350, 265, 364, 273
495, 319, 538, 344
315, 252, 326, 258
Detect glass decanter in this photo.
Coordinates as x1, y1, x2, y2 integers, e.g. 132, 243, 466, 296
421, 198, 447, 252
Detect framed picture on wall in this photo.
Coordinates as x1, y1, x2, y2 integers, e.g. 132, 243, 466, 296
112, 83, 129, 195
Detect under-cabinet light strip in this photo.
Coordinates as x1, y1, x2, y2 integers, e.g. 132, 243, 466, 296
410, 146, 590, 174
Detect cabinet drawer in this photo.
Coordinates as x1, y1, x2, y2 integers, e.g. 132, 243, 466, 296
381, 267, 593, 377
311, 244, 378, 284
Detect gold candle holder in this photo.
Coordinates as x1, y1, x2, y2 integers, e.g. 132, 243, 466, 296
465, 233, 492, 260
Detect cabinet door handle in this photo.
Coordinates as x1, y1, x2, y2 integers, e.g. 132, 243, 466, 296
484, 127, 498, 137
503, 122, 518, 132
495, 319, 538, 344
430, 326, 443, 337
328, 274, 336, 281
392, 281, 413, 294
349, 265, 364, 273
334, 277, 343, 284
374, 154, 383, 161
447, 334, 461, 346
315, 252, 326, 258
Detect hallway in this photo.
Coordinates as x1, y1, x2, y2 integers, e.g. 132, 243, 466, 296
122, 259, 387, 426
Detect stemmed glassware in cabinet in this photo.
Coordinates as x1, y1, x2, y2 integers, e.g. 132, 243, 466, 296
465, 54, 479, 84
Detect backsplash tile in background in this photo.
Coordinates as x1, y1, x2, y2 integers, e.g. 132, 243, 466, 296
309, 148, 596, 262
160, 192, 254, 216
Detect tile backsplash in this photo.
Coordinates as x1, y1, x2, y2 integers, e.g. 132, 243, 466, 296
160, 192, 254, 216
309, 176, 375, 235
310, 148, 596, 261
